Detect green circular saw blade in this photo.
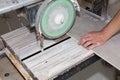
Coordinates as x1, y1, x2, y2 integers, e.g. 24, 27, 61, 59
39, 0, 75, 39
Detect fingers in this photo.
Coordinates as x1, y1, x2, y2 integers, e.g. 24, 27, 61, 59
80, 37, 101, 50
83, 40, 93, 48
87, 43, 100, 50
79, 31, 105, 50
79, 36, 91, 45
83, 41, 100, 50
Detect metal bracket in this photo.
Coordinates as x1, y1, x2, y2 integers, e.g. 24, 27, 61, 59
71, 0, 80, 12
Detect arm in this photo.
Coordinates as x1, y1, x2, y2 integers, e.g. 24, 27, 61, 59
79, 10, 120, 50
102, 10, 120, 39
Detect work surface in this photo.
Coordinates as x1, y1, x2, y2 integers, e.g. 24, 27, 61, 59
69, 10, 120, 71
1, 26, 94, 80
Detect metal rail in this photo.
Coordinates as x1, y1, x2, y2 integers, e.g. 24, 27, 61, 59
0, 0, 42, 15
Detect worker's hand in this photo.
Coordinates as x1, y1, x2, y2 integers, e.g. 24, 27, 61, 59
79, 31, 109, 50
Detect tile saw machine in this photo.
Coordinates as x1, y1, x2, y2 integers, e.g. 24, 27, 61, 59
0, 0, 95, 80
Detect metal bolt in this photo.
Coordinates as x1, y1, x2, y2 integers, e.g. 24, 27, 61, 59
4, 73, 10, 77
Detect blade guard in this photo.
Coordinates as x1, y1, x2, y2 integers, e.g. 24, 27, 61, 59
35, 0, 80, 39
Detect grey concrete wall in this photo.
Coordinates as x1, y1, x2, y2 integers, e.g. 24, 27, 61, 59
0, 11, 22, 35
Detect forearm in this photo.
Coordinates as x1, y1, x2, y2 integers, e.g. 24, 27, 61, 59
101, 10, 120, 39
